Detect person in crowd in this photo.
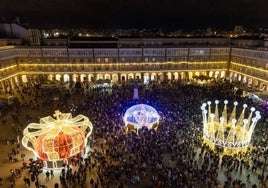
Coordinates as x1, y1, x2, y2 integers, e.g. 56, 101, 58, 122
1, 80, 268, 187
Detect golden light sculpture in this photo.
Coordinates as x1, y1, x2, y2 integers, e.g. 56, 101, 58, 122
22, 110, 93, 168
201, 100, 261, 155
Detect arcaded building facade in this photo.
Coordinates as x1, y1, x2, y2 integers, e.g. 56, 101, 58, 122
0, 37, 268, 93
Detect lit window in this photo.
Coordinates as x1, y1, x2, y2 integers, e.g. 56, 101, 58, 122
199, 50, 204, 54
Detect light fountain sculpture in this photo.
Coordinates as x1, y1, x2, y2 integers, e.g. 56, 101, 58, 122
201, 100, 261, 155
123, 104, 160, 134
22, 110, 93, 168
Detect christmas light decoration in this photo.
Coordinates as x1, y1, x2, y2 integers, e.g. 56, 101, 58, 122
22, 110, 93, 168
123, 104, 160, 134
201, 100, 261, 155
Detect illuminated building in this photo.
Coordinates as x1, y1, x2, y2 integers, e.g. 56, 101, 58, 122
123, 104, 160, 134
0, 37, 267, 94
22, 110, 93, 169
201, 100, 261, 155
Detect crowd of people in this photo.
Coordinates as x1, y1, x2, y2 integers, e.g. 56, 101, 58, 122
0, 80, 267, 188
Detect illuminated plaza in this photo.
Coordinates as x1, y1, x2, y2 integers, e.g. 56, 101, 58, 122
0, 37, 267, 187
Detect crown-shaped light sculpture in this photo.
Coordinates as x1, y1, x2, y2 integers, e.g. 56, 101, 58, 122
201, 100, 261, 155
22, 110, 93, 169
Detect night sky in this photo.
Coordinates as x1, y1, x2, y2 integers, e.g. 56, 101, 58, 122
1, 0, 268, 30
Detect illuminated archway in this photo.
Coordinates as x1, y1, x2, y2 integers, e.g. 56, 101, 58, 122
14, 76, 19, 86
72, 74, 79, 82
195, 72, 200, 76
238, 75, 242, 81
180, 72, 185, 80
189, 72, 193, 79
22, 75, 28, 83
88, 74, 94, 82
128, 73, 134, 80
121, 73, 127, 82
55, 74, 61, 81
173, 72, 179, 80
220, 71, 225, 78
96, 74, 103, 80
80, 74, 87, 82
63, 74, 70, 82
201, 72, 207, 76
135, 73, 141, 80
248, 78, 253, 86
144, 73, 150, 83
234, 73, 238, 81
243, 76, 247, 84
48, 74, 54, 81
229, 72, 234, 81
254, 80, 259, 87
209, 71, 214, 78
112, 74, 118, 83
151, 72, 157, 81
215, 71, 220, 79
261, 84, 267, 91
104, 74, 111, 80
166, 72, 172, 80
158, 73, 164, 82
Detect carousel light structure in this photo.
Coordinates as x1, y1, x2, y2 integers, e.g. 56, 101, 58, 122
123, 104, 160, 134
201, 100, 261, 155
22, 110, 93, 169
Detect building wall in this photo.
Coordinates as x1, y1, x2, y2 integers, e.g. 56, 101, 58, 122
0, 42, 267, 93
0, 23, 29, 42
28, 29, 41, 46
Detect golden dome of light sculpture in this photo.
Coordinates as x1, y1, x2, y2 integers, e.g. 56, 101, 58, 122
201, 100, 261, 155
22, 110, 93, 168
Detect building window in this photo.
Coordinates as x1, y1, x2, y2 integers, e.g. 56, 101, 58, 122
105, 58, 109, 63
145, 58, 148, 62
96, 58, 101, 63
